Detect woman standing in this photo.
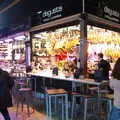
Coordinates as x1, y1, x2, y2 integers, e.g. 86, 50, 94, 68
110, 58, 120, 120
0, 69, 14, 120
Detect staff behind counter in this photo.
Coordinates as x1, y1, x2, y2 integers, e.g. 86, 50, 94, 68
30, 56, 83, 79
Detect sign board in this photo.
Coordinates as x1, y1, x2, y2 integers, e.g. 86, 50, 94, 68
0, 0, 81, 29
31, 0, 82, 26
86, 0, 120, 23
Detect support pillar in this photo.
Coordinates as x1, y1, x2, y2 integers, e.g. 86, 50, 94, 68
80, 13, 88, 76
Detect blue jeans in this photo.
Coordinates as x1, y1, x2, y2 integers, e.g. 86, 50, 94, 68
110, 106, 120, 120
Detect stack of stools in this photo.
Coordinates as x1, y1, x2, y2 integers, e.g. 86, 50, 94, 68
15, 75, 34, 118
45, 88, 68, 120
71, 93, 98, 120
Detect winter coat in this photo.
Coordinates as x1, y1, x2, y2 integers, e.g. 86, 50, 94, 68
98, 59, 111, 80
0, 69, 14, 109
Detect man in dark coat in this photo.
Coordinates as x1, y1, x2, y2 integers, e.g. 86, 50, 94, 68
0, 69, 14, 120
98, 53, 111, 80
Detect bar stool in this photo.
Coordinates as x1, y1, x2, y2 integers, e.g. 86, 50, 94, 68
101, 94, 113, 120
71, 93, 98, 120
15, 76, 34, 118
45, 88, 68, 120
16, 88, 34, 117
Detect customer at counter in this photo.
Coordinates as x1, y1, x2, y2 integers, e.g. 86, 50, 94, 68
97, 53, 111, 80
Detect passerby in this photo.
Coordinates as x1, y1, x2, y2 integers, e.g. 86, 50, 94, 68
110, 58, 120, 120
0, 69, 14, 120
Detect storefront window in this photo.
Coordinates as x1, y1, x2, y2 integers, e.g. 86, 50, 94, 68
87, 25, 120, 71
31, 24, 80, 74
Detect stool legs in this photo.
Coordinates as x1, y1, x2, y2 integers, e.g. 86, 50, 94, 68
71, 95, 75, 119
61, 97, 64, 120
107, 99, 112, 120
45, 95, 49, 117
65, 94, 68, 120
49, 96, 52, 120
46, 94, 68, 120
84, 98, 87, 120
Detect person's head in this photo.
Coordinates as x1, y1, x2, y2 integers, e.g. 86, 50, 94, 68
112, 58, 120, 80
98, 53, 103, 61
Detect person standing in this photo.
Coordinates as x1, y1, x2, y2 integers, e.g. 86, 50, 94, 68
0, 69, 14, 120
110, 58, 120, 120
97, 53, 111, 80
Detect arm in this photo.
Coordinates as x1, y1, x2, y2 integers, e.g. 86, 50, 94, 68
109, 78, 114, 90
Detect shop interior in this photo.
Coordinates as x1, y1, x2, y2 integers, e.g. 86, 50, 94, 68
87, 25, 120, 73
0, 33, 26, 73
31, 24, 80, 76
31, 23, 120, 77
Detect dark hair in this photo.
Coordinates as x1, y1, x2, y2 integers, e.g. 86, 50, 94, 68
98, 53, 103, 58
112, 58, 120, 80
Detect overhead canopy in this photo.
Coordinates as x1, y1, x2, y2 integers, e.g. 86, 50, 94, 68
0, 0, 119, 34
0, 0, 81, 29
86, 0, 120, 24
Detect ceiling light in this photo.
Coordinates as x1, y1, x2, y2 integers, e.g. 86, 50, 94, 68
4, 39, 13, 42
34, 34, 42, 38
14, 35, 25, 40
34, 34, 46, 39
0, 41, 3, 43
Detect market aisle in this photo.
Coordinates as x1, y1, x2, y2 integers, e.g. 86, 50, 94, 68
0, 106, 47, 120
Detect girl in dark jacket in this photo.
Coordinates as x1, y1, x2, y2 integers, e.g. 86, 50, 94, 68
0, 69, 14, 120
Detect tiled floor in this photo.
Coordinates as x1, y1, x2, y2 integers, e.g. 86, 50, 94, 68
0, 105, 106, 120
0, 106, 47, 120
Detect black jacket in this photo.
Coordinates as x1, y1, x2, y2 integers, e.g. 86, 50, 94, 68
0, 69, 14, 109
98, 59, 110, 80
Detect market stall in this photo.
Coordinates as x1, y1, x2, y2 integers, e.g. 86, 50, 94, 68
0, 32, 29, 73
30, 21, 120, 76
31, 24, 80, 75
87, 25, 120, 71
28, 0, 120, 78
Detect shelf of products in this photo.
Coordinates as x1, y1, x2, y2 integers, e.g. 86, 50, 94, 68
0, 34, 26, 73
87, 25, 120, 72
32, 24, 80, 73
88, 25, 120, 61
31, 24, 120, 75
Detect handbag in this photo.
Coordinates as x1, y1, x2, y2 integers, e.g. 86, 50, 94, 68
93, 69, 104, 82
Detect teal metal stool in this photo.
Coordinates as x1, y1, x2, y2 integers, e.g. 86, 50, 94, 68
45, 88, 69, 120
71, 93, 98, 120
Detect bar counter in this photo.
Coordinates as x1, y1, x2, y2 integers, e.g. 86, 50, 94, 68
27, 71, 102, 86
27, 70, 107, 95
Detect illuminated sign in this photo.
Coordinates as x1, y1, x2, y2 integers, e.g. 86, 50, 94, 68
37, 6, 63, 22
